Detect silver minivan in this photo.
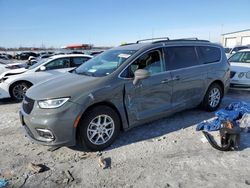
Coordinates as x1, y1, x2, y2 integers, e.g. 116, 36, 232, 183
20, 38, 230, 150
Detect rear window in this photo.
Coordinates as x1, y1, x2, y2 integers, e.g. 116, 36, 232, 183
198, 46, 221, 64
165, 46, 199, 70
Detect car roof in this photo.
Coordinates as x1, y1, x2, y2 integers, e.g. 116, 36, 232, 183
50, 54, 93, 59
238, 49, 250, 52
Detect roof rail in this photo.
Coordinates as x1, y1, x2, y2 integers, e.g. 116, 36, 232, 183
136, 37, 169, 43
153, 38, 210, 44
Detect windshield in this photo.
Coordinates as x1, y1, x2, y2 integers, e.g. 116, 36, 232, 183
28, 58, 52, 70
75, 49, 136, 77
229, 52, 250, 63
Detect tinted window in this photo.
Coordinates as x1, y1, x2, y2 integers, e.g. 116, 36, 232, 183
198, 46, 221, 64
165, 46, 199, 70
45, 58, 70, 70
72, 57, 90, 67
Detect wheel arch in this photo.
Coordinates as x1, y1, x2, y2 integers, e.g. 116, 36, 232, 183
9, 80, 33, 96
76, 101, 124, 135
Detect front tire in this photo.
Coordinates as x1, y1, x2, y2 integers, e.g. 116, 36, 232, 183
202, 83, 223, 112
10, 82, 31, 101
77, 106, 120, 151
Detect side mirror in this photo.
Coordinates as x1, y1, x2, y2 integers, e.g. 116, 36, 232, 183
39, 66, 46, 71
133, 69, 150, 85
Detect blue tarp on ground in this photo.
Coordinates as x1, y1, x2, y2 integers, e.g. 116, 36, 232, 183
0, 179, 8, 188
196, 102, 250, 132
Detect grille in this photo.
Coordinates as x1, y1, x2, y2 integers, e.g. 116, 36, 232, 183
22, 96, 35, 114
230, 71, 236, 78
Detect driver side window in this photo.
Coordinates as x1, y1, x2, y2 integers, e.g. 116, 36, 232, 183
126, 49, 164, 78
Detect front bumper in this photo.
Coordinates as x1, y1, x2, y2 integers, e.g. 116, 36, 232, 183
19, 99, 83, 147
230, 79, 250, 90
0, 82, 11, 99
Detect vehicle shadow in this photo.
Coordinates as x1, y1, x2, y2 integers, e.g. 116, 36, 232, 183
0, 98, 20, 105
70, 90, 250, 152
71, 108, 215, 152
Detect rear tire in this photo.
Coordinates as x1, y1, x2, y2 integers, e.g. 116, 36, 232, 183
77, 106, 120, 151
10, 82, 31, 101
202, 83, 222, 112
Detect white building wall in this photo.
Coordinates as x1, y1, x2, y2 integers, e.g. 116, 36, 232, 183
221, 30, 250, 47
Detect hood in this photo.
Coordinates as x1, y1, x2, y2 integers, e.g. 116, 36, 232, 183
230, 62, 250, 72
26, 72, 101, 100
0, 68, 27, 78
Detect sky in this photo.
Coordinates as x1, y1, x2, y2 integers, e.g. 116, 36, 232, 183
0, 0, 250, 48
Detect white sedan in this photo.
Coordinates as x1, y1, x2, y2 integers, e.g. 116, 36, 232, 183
0, 54, 92, 100
229, 49, 250, 90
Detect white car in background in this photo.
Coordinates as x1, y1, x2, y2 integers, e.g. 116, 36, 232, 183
229, 49, 250, 90
0, 54, 92, 100
0, 60, 27, 74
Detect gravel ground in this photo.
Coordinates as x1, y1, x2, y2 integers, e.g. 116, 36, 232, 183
0, 90, 250, 188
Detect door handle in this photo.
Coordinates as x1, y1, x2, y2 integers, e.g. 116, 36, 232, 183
161, 79, 171, 84
172, 76, 180, 81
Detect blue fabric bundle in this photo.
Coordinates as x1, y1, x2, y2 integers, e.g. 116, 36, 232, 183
196, 102, 250, 132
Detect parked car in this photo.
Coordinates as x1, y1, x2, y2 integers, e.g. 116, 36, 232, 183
0, 54, 92, 100
19, 38, 230, 151
229, 49, 250, 90
226, 45, 250, 58
15, 52, 38, 60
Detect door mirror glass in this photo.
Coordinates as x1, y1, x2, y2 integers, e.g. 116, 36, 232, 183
39, 65, 46, 71
133, 69, 150, 85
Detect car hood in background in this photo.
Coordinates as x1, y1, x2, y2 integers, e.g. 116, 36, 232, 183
26, 72, 101, 100
0, 68, 27, 78
230, 62, 250, 72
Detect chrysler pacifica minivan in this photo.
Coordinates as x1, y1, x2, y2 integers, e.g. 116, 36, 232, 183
20, 38, 230, 150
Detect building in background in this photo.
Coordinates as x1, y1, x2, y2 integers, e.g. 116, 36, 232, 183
221, 29, 250, 47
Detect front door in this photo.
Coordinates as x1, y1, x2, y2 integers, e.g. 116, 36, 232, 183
122, 48, 173, 126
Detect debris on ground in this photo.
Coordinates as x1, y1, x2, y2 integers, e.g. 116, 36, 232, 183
197, 102, 250, 132
27, 163, 48, 174
0, 179, 8, 188
78, 152, 91, 160
96, 151, 102, 156
98, 156, 107, 169
47, 146, 61, 152
63, 170, 74, 184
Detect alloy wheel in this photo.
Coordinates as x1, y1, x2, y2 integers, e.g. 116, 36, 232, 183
87, 115, 115, 145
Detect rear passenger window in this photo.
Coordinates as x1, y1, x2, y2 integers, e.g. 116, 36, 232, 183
198, 46, 221, 64
165, 46, 199, 70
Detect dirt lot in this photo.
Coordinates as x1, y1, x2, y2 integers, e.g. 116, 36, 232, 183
0, 90, 250, 188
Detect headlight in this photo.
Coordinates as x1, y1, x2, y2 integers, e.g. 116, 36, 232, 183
38, 97, 70, 109
246, 72, 250, 79
238, 72, 245, 78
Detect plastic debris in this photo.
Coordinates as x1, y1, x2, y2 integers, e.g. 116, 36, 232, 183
0, 179, 8, 188
98, 156, 107, 169
239, 113, 250, 133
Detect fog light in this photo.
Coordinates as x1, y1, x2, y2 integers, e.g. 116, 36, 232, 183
36, 129, 54, 141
